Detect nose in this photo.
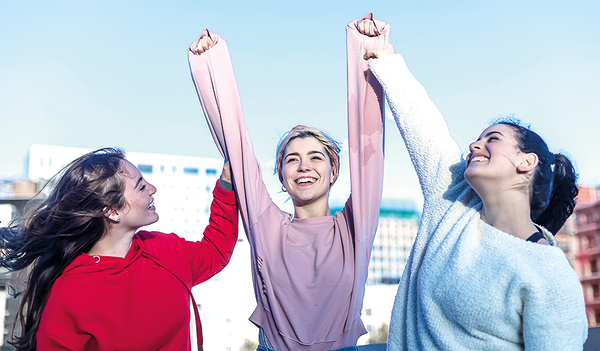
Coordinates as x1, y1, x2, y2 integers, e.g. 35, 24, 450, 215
469, 140, 483, 153
297, 159, 311, 172
148, 182, 157, 195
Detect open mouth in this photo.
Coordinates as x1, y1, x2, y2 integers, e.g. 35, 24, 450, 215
295, 177, 316, 184
148, 201, 155, 210
468, 155, 488, 166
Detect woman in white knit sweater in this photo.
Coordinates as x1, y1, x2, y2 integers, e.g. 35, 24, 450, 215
360, 34, 588, 349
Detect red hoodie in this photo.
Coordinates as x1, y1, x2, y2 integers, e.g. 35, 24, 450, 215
36, 181, 238, 350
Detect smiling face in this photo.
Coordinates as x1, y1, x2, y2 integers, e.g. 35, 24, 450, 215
117, 160, 159, 230
281, 136, 336, 210
464, 123, 532, 190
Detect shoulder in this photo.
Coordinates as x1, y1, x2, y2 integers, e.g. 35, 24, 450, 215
137, 231, 185, 252
502, 235, 580, 292
137, 230, 175, 241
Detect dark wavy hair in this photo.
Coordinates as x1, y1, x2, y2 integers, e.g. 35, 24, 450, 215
0, 148, 127, 350
497, 120, 578, 234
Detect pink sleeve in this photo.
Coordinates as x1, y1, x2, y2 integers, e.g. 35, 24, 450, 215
345, 13, 389, 243
188, 32, 275, 234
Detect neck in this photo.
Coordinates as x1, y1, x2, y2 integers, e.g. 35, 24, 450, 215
87, 227, 136, 258
293, 198, 331, 219
478, 187, 537, 240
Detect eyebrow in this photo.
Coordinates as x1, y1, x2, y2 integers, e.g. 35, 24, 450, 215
477, 130, 504, 141
308, 150, 326, 157
484, 131, 504, 138
284, 150, 326, 159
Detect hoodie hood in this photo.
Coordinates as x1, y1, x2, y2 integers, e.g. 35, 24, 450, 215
61, 233, 146, 276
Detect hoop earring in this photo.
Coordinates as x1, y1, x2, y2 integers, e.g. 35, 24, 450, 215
281, 186, 287, 193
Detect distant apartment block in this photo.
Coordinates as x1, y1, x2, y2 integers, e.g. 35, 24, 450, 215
369, 205, 419, 285
332, 200, 420, 285
575, 185, 600, 327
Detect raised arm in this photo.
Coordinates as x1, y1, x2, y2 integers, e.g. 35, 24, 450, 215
368, 50, 465, 201
188, 30, 273, 232
187, 173, 238, 285
345, 13, 388, 243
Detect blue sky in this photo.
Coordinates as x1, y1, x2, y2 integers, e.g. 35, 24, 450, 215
1, 0, 599, 206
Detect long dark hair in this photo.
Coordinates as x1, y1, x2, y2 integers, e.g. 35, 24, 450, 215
0, 148, 127, 350
498, 121, 578, 234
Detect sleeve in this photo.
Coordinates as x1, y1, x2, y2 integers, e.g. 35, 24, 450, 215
368, 54, 465, 202
188, 31, 274, 239
184, 180, 239, 286
345, 13, 388, 244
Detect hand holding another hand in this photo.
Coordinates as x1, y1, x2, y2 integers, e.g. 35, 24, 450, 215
364, 43, 395, 60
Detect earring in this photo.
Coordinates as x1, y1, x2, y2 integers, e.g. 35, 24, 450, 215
116, 218, 120, 223
281, 185, 287, 193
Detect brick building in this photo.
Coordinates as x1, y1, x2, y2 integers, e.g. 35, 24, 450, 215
574, 186, 600, 327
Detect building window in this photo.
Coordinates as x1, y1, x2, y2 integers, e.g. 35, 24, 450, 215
365, 308, 372, 316
184, 167, 199, 175
138, 164, 153, 174
206, 168, 217, 176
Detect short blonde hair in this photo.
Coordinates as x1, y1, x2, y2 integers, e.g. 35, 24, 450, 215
274, 125, 341, 184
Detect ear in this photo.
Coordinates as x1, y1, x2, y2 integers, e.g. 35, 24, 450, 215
330, 167, 338, 186
517, 153, 538, 173
104, 209, 120, 223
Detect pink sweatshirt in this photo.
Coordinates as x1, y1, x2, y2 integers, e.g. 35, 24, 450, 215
188, 15, 389, 351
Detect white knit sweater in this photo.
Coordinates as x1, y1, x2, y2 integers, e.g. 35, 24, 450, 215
369, 54, 588, 350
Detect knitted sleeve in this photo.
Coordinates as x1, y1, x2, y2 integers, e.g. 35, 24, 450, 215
369, 54, 465, 202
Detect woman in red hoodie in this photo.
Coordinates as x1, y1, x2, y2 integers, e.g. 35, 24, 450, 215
0, 148, 239, 350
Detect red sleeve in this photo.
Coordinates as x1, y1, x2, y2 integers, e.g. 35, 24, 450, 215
184, 180, 239, 286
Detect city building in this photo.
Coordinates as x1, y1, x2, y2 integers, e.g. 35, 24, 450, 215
574, 185, 600, 327
0, 179, 42, 347
332, 199, 420, 286
369, 201, 419, 285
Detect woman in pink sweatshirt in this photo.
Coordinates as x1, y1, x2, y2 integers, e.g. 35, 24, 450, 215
188, 14, 388, 351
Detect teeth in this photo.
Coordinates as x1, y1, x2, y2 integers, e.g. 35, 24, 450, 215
148, 202, 155, 209
471, 156, 488, 162
296, 178, 315, 184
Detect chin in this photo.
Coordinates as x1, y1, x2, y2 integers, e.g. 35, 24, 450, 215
148, 214, 160, 226
463, 168, 478, 188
